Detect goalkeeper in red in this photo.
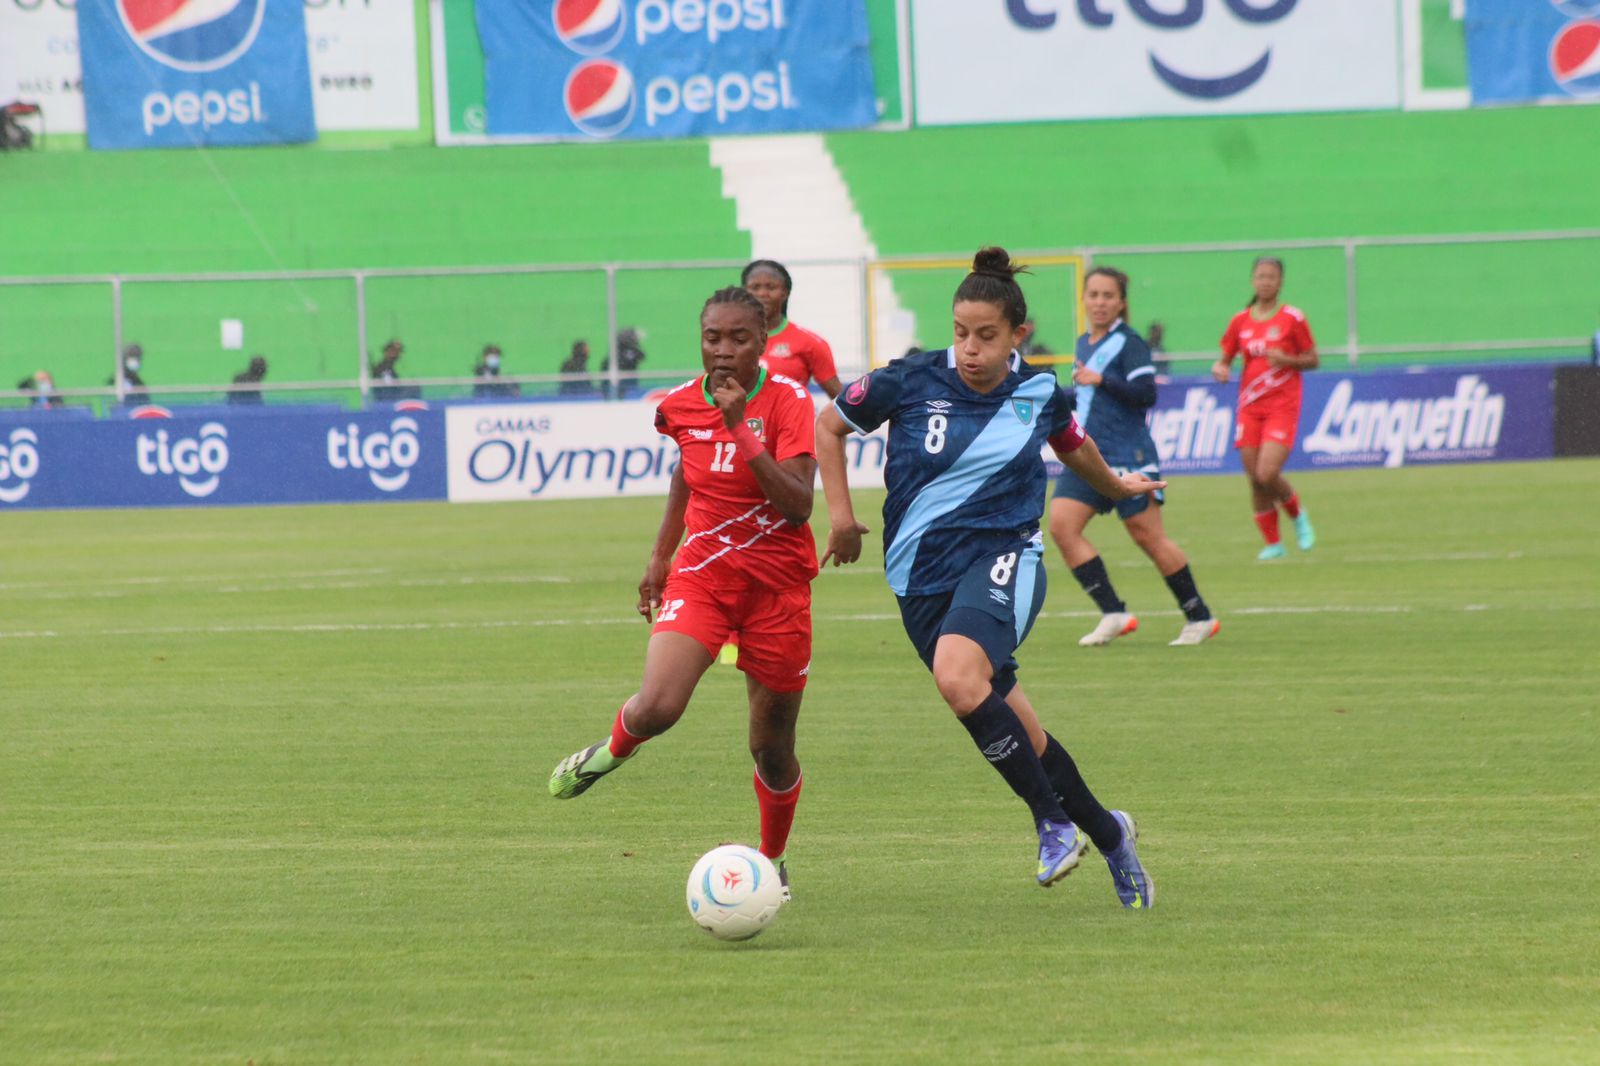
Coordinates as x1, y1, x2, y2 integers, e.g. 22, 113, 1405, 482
548, 287, 818, 900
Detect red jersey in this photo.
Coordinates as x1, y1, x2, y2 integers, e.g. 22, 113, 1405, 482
1220, 304, 1316, 409
761, 319, 837, 389
654, 368, 819, 590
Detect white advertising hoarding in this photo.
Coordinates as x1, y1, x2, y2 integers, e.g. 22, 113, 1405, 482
0, 0, 418, 135
910, 0, 1402, 125
446, 399, 889, 503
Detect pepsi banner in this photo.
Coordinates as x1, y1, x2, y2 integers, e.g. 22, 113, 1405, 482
1465, 0, 1600, 105
0, 410, 445, 510
76, 0, 316, 149
474, 0, 877, 141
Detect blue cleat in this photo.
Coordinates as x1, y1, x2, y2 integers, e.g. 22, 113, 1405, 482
1294, 511, 1316, 552
1036, 819, 1089, 887
1102, 810, 1154, 909
1257, 543, 1286, 561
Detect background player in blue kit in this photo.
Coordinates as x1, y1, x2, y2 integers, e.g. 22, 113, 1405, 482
815, 247, 1157, 906
1050, 267, 1220, 647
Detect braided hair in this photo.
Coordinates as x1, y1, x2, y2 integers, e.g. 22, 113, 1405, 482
702, 285, 768, 331
954, 246, 1030, 328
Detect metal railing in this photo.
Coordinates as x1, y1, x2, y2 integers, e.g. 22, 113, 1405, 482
3, 229, 1596, 408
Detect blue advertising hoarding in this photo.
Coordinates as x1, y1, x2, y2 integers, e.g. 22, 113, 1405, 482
476, 0, 877, 140
0, 410, 445, 510
76, 0, 316, 149
1465, 0, 1600, 105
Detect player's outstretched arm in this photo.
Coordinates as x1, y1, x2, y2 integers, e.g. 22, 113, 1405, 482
1056, 432, 1167, 501
816, 405, 869, 567
638, 464, 690, 622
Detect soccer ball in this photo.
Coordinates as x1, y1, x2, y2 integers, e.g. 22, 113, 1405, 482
685, 844, 783, 941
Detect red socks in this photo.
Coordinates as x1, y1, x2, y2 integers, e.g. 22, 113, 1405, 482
1254, 508, 1281, 546
753, 770, 802, 861
1281, 493, 1301, 520
607, 702, 648, 760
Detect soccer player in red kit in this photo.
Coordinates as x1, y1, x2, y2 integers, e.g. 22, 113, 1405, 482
549, 287, 818, 900
742, 259, 842, 399
1213, 256, 1319, 561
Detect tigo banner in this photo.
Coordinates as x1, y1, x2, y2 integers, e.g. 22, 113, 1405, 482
474, 0, 877, 140
1465, 0, 1600, 105
910, 0, 1401, 124
76, 0, 316, 149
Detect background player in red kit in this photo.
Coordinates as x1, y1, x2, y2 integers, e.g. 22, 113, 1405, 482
1213, 256, 1319, 560
742, 259, 842, 399
548, 287, 818, 899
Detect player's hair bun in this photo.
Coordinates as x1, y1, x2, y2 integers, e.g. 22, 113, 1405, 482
972, 246, 1019, 279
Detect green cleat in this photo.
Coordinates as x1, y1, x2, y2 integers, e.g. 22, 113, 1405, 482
548, 741, 628, 799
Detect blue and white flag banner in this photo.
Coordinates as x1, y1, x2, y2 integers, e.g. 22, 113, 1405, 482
1466, 0, 1600, 106
475, 0, 877, 141
77, 0, 316, 149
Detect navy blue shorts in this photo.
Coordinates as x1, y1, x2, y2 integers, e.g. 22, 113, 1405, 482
1053, 463, 1164, 521
896, 534, 1048, 699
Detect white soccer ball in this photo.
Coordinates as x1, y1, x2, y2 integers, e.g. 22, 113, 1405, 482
685, 844, 783, 941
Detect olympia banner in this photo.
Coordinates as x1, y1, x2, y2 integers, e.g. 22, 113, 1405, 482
1464, 0, 1600, 106
76, 0, 316, 149
474, 0, 877, 141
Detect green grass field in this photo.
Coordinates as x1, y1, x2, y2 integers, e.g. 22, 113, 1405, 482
4, 461, 1598, 1064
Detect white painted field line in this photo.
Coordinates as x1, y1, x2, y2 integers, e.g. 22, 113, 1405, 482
0, 602, 1477, 641
0, 567, 392, 592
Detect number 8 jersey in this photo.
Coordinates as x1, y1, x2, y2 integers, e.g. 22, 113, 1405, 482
834, 349, 1079, 598
654, 368, 819, 589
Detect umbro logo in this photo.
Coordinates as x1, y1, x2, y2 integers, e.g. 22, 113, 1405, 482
926, 399, 952, 412
989, 589, 1010, 605
982, 735, 1019, 762
688, 429, 715, 440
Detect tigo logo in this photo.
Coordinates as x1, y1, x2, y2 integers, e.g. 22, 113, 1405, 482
554, 0, 627, 55
136, 422, 229, 497
1551, 21, 1600, 96
0, 428, 41, 505
118, 0, 267, 73
326, 418, 422, 492
565, 60, 635, 137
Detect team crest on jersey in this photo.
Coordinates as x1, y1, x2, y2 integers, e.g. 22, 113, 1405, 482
745, 417, 765, 439
773, 343, 790, 357
1011, 398, 1034, 425
1267, 327, 1282, 340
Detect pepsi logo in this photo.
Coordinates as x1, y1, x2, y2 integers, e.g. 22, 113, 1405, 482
1552, 20, 1600, 96
118, 0, 266, 74
1552, 1, 1600, 18
565, 60, 635, 138
553, 0, 627, 56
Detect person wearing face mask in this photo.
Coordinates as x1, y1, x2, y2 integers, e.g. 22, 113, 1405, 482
473, 344, 519, 399
111, 343, 149, 404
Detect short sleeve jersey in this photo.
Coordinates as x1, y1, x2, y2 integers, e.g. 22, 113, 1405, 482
834, 349, 1078, 597
761, 320, 837, 389
1074, 320, 1159, 466
1220, 304, 1315, 409
655, 369, 819, 589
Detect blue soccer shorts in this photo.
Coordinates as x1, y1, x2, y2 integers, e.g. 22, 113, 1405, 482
895, 533, 1047, 699
1053, 463, 1165, 521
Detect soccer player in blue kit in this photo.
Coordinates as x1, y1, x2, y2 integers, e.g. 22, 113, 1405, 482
1051, 267, 1220, 647
815, 247, 1157, 906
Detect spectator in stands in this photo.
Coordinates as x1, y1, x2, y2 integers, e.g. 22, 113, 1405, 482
17, 370, 63, 408
614, 327, 647, 396
473, 343, 520, 399
559, 339, 595, 396
1147, 320, 1172, 377
111, 342, 149, 404
371, 339, 406, 402
229, 355, 268, 405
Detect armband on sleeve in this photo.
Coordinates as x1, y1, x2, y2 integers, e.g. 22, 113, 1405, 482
1048, 418, 1086, 454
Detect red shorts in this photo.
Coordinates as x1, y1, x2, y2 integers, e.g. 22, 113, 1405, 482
652, 572, 812, 692
1234, 399, 1301, 451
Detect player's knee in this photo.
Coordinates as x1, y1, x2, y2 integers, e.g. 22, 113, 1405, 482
932, 665, 989, 714
750, 744, 797, 789
628, 691, 689, 735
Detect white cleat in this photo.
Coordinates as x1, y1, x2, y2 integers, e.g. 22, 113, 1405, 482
1078, 612, 1138, 647
1169, 618, 1221, 646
